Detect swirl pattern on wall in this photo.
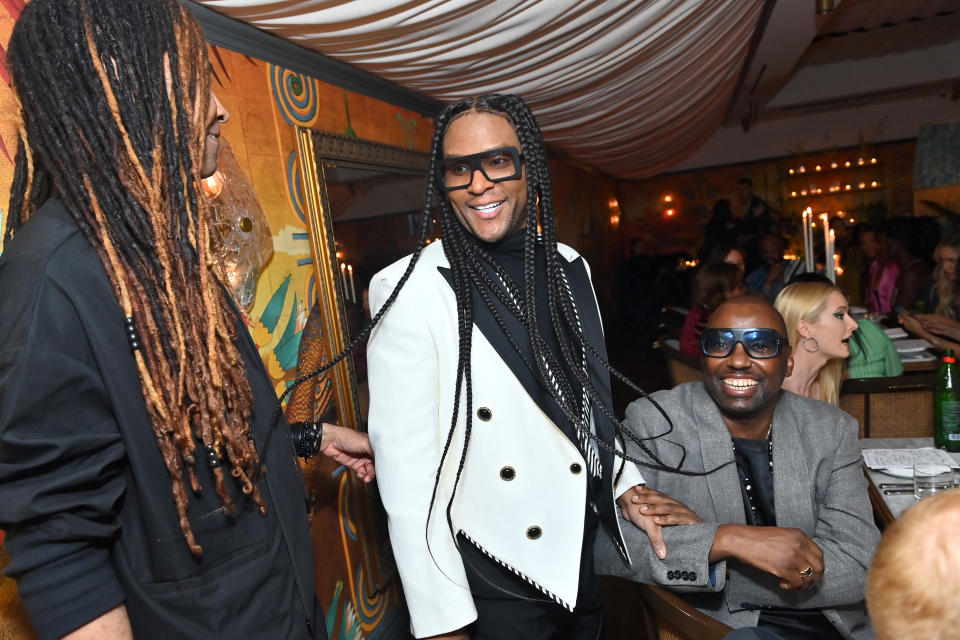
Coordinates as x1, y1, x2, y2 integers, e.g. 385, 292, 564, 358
286, 151, 307, 223
354, 563, 389, 626
271, 64, 318, 127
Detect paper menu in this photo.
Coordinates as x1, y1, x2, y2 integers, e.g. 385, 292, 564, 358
862, 448, 958, 469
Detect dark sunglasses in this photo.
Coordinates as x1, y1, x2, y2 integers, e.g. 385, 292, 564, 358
700, 328, 786, 359
437, 146, 524, 192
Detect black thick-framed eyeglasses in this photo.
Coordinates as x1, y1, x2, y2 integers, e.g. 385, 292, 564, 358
436, 146, 524, 192
700, 328, 786, 359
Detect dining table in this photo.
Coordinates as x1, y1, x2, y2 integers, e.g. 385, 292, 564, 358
859, 437, 960, 528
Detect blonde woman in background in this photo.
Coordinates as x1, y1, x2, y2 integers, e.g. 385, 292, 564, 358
899, 232, 960, 352
774, 281, 858, 405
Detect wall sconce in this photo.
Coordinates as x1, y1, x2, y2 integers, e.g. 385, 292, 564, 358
608, 197, 621, 226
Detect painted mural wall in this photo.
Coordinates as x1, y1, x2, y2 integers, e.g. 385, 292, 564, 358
0, 3, 433, 636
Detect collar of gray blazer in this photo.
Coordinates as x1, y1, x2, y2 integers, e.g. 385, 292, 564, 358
691, 385, 819, 530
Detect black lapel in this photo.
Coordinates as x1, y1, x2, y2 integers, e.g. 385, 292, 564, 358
563, 257, 615, 467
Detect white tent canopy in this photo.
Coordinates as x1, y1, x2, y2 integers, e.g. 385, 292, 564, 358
196, 0, 960, 177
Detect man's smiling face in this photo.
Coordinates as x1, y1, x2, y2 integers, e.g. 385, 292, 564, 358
701, 299, 793, 420
441, 111, 528, 243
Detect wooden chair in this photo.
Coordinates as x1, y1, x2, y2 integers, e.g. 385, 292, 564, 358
656, 338, 702, 387
640, 584, 733, 640
839, 373, 935, 438
603, 578, 733, 640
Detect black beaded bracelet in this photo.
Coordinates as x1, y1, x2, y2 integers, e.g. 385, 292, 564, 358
290, 421, 323, 459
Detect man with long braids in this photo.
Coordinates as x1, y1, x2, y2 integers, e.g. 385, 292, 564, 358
366, 94, 663, 639
0, 1, 373, 638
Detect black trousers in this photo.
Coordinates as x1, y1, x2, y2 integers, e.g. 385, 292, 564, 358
457, 510, 604, 640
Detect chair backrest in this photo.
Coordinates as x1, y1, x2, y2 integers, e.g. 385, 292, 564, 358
657, 338, 702, 387
840, 373, 935, 438
639, 583, 733, 640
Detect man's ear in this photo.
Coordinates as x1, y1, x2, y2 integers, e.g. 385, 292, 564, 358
784, 349, 794, 377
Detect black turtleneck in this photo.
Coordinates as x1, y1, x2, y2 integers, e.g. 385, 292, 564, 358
477, 229, 588, 426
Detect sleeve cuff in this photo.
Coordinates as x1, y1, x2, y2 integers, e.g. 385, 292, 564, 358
613, 461, 645, 499
10, 536, 125, 640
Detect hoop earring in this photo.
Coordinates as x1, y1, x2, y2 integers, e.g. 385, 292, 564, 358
801, 337, 819, 353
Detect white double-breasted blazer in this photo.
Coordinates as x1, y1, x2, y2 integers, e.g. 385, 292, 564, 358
367, 240, 644, 638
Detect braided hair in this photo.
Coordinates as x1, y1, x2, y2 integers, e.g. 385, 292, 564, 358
6, 0, 265, 555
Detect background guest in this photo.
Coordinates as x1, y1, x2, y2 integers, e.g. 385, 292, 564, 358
736, 177, 773, 272
859, 223, 898, 314
706, 242, 747, 281
746, 234, 805, 302
927, 231, 960, 319
899, 231, 960, 352
680, 262, 745, 358
790, 273, 903, 379
882, 216, 939, 312
702, 199, 738, 260
867, 490, 960, 640
775, 281, 858, 405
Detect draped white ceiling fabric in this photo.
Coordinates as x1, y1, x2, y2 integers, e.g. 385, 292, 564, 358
198, 0, 766, 178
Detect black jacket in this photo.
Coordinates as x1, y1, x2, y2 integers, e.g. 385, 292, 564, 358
0, 199, 325, 639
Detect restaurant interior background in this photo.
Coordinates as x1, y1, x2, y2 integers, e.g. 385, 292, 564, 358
1, 1, 960, 638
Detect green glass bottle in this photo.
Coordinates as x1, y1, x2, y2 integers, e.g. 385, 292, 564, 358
933, 350, 960, 451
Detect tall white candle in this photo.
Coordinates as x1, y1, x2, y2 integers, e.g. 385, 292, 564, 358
347, 264, 356, 303
821, 214, 830, 276
802, 209, 810, 271
340, 262, 348, 300
829, 230, 837, 284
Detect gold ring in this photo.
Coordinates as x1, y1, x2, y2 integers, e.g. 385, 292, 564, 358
799, 565, 814, 580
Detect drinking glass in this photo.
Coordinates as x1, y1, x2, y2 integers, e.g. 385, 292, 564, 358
913, 463, 954, 500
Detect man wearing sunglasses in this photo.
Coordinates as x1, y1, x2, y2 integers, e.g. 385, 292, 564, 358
597, 297, 878, 639
367, 95, 649, 639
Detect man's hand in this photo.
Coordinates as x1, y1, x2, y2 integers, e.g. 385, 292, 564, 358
320, 424, 375, 483
712, 525, 823, 591
617, 486, 702, 559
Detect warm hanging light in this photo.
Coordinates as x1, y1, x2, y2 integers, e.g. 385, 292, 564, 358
664, 194, 674, 203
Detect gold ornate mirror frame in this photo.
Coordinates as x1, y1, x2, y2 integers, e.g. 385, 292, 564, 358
294, 126, 430, 595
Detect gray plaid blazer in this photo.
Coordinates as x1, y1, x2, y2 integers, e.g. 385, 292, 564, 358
595, 383, 878, 639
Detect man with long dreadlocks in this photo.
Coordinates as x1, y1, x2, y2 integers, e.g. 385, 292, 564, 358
366, 94, 664, 639
0, 1, 373, 639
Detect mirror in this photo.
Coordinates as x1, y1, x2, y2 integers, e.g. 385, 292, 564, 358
293, 127, 430, 596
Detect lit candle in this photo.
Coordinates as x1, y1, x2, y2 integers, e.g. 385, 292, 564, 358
347, 264, 356, 303
821, 214, 831, 278
340, 263, 348, 299
802, 209, 810, 271
829, 231, 837, 284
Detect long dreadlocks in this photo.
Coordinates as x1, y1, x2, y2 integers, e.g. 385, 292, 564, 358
267, 95, 694, 495
418, 96, 696, 560
6, 0, 264, 555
